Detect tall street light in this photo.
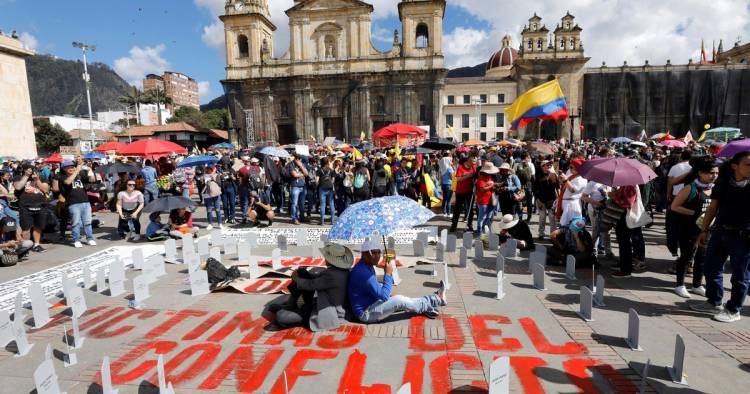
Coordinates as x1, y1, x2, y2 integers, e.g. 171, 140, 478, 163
73, 41, 96, 152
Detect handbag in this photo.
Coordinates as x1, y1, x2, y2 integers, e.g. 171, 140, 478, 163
626, 188, 652, 229
0, 250, 18, 267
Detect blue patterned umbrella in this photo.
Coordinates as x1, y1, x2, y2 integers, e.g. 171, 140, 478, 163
328, 196, 435, 241
260, 146, 291, 158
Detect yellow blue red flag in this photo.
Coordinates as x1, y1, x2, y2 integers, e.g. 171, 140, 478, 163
505, 79, 568, 130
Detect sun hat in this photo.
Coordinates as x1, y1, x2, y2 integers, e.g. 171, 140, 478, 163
480, 162, 499, 174
498, 214, 519, 230
319, 243, 354, 270
498, 163, 511, 171
250, 157, 259, 164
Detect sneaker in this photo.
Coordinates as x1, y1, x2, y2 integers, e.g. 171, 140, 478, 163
436, 280, 447, 306
219, 225, 225, 230
293, 220, 300, 225
674, 286, 691, 298
31, 245, 45, 253
611, 271, 631, 278
87, 239, 97, 246
131, 235, 141, 242
690, 301, 724, 314
423, 309, 440, 319
206, 225, 214, 231
633, 262, 647, 272
713, 309, 741, 323
692, 286, 706, 297
73, 241, 83, 248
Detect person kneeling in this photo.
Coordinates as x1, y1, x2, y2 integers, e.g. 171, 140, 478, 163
247, 191, 274, 227
548, 216, 596, 267
272, 243, 352, 331
169, 208, 197, 238
348, 239, 446, 323
496, 214, 535, 251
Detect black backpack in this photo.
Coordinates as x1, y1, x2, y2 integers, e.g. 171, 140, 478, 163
206, 258, 241, 284
248, 167, 263, 191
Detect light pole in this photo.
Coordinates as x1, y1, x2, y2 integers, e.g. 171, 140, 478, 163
73, 41, 96, 151
472, 98, 484, 141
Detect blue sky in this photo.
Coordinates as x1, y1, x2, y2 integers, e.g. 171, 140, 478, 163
2, 0, 749, 105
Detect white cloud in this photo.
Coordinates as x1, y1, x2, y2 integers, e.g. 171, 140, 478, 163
113, 44, 170, 88
194, 0, 224, 17
447, 0, 750, 68
198, 81, 211, 99
443, 27, 492, 68
201, 21, 225, 50
18, 32, 38, 51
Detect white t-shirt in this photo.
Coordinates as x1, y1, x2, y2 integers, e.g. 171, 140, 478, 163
668, 161, 692, 196
563, 176, 588, 200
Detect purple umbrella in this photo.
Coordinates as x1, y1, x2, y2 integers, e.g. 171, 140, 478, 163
717, 138, 750, 158
577, 158, 657, 187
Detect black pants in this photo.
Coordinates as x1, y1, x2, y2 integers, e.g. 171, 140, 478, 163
523, 187, 534, 220
676, 224, 705, 288
450, 192, 473, 232
665, 209, 679, 255
615, 214, 633, 274
275, 268, 316, 328
271, 182, 284, 212
117, 209, 141, 236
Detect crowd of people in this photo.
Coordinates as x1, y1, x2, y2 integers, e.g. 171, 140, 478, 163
1, 136, 748, 324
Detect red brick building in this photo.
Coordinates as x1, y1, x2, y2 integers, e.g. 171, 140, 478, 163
143, 71, 199, 111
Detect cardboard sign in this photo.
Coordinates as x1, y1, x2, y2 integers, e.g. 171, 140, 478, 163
458, 247, 467, 268
29, 282, 50, 329
446, 234, 457, 252
12, 318, 33, 356
412, 240, 424, 257
82, 262, 93, 288
488, 234, 499, 251
246, 233, 258, 248
577, 286, 594, 322
189, 269, 210, 296
164, 239, 178, 263
96, 268, 107, 293
277, 235, 288, 251
60, 145, 80, 156
594, 275, 606, 307
531, 263, 546, 291
667, 334, 688, 385
462, 232, 473, 250
108, 257, 125, 297
197, 238, 209, 257
296, 229, 309, 246
238, 241, 252, 264
565, 255, 577, 280
247, 257, 261, 279
101, 356, 118, 394
489, 356, 510, 394
131, 248, 144, 270
224, 238, 238, 255
210, 229, 223, 246
473, 240, 484, 259
440, 229, 448, 247
33, 359, 62, 394
68, 286, 87, 318
496, 271, 505, 300
181, 233, 195, 255
435, 242, 444, 263
0, 311, 13, 347
185, 254, 201, 274
133, 275, 150, 303
626, 308, 643, 351
209, 247, 222, 264
295, 144, 310, 157
271, 249, 282, 270
71, 314, 85, 349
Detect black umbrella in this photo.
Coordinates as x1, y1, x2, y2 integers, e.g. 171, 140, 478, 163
143, 195, 195, 213
421, 138, 456, 151
100, 162, 142, 175
402, 147, 435, 155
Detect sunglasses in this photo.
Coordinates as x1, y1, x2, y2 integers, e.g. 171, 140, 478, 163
127, 183, 135, 186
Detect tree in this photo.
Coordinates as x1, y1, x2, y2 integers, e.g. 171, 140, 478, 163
202, 109, 229, 130
118, 87, 147, 125
34, 118, 72, 154
166, 107, 229, 130
143, 88, 173, 125
168, 106, 204, 126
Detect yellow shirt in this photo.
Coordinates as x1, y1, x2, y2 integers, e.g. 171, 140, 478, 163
384, 164, 392, 178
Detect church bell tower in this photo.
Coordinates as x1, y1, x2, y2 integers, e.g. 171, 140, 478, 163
398, 0, 446, 58
221, 0, 277, 66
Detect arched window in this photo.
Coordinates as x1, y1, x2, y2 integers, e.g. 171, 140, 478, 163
532, 23, 537, 30
324, 35, 337, 59
280, 100, 289, 117
238, 34, 249, 58
560, 38, 565, 49
537, 39, 543, 49
416, 23, 429, 48
527, 39, 533, 50
565, 21, 570, 29
569, 38, 575, 50
376, 96, 385, 114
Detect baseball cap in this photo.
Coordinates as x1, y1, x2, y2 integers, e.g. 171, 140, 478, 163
361, 238, 381, 253
61, 160, 75, 168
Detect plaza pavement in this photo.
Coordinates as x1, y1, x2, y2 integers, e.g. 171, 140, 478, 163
0, 206, 748, 393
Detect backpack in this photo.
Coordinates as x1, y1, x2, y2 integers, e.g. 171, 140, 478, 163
374, 171, 388, 189
319, 168, 334, 190
354, 173, 365, 189
206, 257, 241, 284
248, 167, 262, 191
0, 250, 17, 267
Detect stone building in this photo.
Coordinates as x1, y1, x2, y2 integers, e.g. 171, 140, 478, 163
716, 39, 750, 65
219, 0, 447, 146
0, 34, 37, 159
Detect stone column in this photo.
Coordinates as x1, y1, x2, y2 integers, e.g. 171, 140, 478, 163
432, 76, 445, 138
361, 83, 372, 139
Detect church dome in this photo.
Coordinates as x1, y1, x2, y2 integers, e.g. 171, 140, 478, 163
487, 35, 518, 71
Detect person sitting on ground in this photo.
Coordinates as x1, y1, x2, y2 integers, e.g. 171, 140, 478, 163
495, 214, 535, 251
271, 243, 353, 331
168, 208, 197, 238
0, 217, 32, 266
548, 215, 596, 267
348, 238, 447, 323
146, 211, 169, 241
246, 190, 274, 227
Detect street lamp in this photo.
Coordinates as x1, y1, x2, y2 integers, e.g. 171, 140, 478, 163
471, 98, 484, 141
72, 41, 97, 151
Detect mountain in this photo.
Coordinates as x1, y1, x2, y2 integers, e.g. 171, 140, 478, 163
447, 63, 487, 78
25, 54, 132, 116
200, 94, 227, 112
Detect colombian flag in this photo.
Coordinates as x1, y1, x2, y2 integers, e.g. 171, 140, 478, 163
505, 79, 568, 130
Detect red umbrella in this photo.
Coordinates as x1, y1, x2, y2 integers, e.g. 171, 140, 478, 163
43, 153, 62, 164
95, 141, 127, 153
119, 139, 187, 157
660, 139, 687, 148
373, 123, 427, 148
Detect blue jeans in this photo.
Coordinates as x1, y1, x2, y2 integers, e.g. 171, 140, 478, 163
205, 196, 222, 226
358, 294, 443, 323
222, 188, 237, 221
290, 186, 306, 221
68, 202, 93, 242
441, 185, 453, 216
704, 228, 750, 313
0, 200, 19, 223
476, 204, 492, 234
143, 184, 159, 204
238, 185, 250, 220
319, 188, 335, 224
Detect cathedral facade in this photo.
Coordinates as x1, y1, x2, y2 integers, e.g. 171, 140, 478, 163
220, 0, 447, 145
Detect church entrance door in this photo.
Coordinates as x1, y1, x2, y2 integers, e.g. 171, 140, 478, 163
540, 120, 559, 141
323, 117, 344, 141
277, 124, 297, 145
